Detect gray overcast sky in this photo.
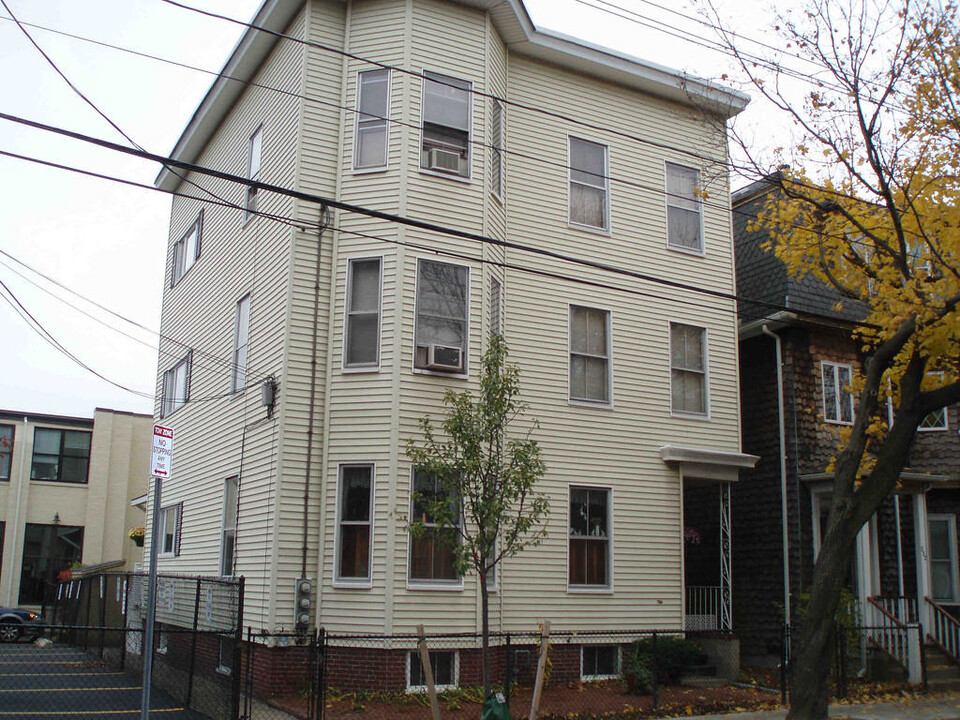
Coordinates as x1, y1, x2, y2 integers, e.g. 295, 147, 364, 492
0, 0, 784, 419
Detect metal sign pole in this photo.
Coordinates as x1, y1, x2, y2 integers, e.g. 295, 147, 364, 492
140, 473, 162, 720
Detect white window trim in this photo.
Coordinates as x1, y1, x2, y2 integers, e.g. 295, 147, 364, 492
161, 352, 192, 419
822, 361, 855, 426
219, 476, 239, 578
580, 644, 622, 681
669, 322, 710, 419
353, 69, 391, 173
490, 98, 504, 203
419, 70, 473, 182
244, 124, 263, 225
342, 256, 383, 373
231, 294, 251, 394
406, 649, 459, 693
158, 504, 180, 559
333, 463, 375, 588
567, 484, 614, 594
919, 407, 949, 432
171, 211, 202, 287
567, 135, 611, 234
929, 514, 960, 604
664, 161, 705, 256
406, 468, 464, 591
567, 304, 614, 408
412, 258, 471, 379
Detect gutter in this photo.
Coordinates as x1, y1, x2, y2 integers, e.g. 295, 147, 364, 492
761, 325, 791, 624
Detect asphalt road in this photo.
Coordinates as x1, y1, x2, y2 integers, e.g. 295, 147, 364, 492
0, 641, 207, 719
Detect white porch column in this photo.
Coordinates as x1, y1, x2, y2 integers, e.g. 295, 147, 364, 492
720, 482, 732, 631
914, 491, 932, 632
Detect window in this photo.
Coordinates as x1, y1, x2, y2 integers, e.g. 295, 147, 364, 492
489, 277, 502, 337
244, 125, 263, 221
171, 212, 202, 286
408, 650, 457, 691
569, 487, 610, 588
569, 137, 609, 230
220, 478, 238, 576
919, 373, 948, 431
822, 361, 854, 424
232, 295, 250, 393
929, 515, 959, 603
336, 464, 373, 582
161, 352, 192, 418
666, 162, 702, 252
18, 523, 84, 605
490, 98, 504, 198
670, 323, 707, 415
31, 428, 92, 484
421, 71, 471, 178
159, 504, 182, 557
582, 645, 620, 680
415, 259, 468, 373
355, 69, 390, 170
0, 424, 13, 481
409, 469, 459, 583
344, 258, 382, 369
569, 306, 610, 404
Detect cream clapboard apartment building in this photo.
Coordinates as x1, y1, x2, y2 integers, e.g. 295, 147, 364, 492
150, 0, 755, 682
0, 409, 151, 610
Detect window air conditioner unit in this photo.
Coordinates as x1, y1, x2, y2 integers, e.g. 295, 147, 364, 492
427, 148, 462, 174
426, 344, 463, 372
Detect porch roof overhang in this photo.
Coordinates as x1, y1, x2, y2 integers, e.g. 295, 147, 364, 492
660, 445, 759, 483
801, 471, 957, 494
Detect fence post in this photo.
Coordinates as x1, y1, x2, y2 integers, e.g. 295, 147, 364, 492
230, 577, 245, 720
504, 633, 512, 711
651, 632, 659, 710
316, 627, 326, 720
919, 622, 928, 694
185, 578, 202, 706
84, 579, 93, 651
836, 623, 847, 699
780, 624, 788, 706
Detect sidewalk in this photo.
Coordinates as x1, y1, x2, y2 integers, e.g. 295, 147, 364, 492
685, 693, 960, 720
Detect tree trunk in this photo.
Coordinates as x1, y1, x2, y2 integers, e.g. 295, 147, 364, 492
480, 570, 491, 699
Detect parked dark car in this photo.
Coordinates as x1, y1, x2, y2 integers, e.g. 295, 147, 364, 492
0, 608, 43, 642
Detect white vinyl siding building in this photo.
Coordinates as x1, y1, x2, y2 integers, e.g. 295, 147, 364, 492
150, 0, 752, 646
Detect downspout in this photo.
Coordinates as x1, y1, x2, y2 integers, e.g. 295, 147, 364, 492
762, 325, 791, 623
302, 209, 329, 577
7, 416, 29, 604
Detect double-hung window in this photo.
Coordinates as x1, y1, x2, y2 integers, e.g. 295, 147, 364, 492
489, 277, 502, 337
244, 125, 263, 221
336, 464, 374, 583
30, 428, 91, 484
232, 295, 251, 393
415, 259, 468, 373
409, 470, 459, 583
0, 425, 13, 481
490, 98, 504, 198
421, 71, 471, 178
344, 258, 382, 369
929, 515, 959, 603
569, 306, 610, 404
161, 352, 192, 418
569, 137, 608, 230
220, 477, 238, 576
670, 323, 707, 415
569, 486, 610, 588
355, 69, 390, 170
172, 212, 202, 286
822, 361, 854, 424
666, 162, 702, 252
159, 503, 182, 557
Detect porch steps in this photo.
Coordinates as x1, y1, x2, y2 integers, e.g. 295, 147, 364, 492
681, 664, 726, 688
925, 644, 960, 693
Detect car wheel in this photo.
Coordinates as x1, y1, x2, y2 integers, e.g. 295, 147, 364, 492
0, 622, 21, 643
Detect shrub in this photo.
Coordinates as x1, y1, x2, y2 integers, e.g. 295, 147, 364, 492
627, 636, 705, 685
622, 651, 654, 695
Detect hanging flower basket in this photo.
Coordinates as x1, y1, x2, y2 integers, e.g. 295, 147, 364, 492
129, 526, 145, 547
684, 526, 702, 545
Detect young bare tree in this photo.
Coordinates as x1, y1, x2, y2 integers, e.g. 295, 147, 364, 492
706, 1, 960, 717
406, 334, 549, 699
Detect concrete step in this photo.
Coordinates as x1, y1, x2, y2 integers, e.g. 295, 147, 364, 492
680, 675, 727, 688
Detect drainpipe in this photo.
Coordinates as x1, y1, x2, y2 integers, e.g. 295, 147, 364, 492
762, 325, 791, 624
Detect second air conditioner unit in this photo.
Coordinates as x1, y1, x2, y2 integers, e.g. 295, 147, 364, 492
426, 344, 463, 372
427, 148, 462, 174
